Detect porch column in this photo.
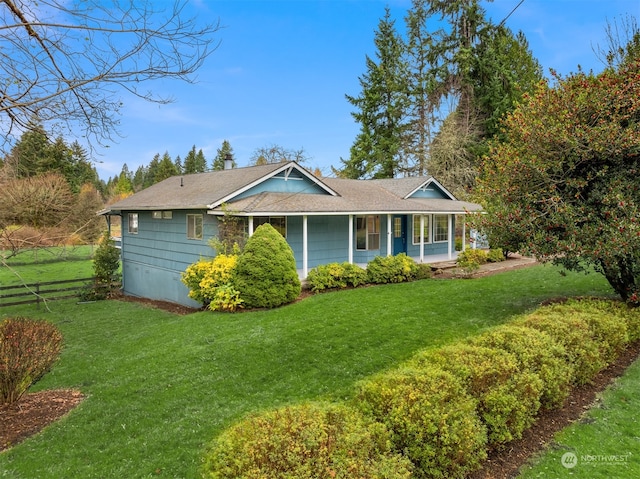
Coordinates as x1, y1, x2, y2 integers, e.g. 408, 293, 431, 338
302, 215, 308, 278
387, 214, 392, 256
462, 216, 466, 251
448, 214, 453, 259
348, 215, 353, 264
248, 216, 254, 236
420, 215, 425, 263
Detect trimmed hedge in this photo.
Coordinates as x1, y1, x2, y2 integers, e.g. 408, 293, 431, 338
519, 309, 606, 385
353, 366, 487, 479
202, 402, 413, 479
470, 325, 573, 410
366, 254, 419, 284
409, 344, 543, 446
201, 298, 638, 477
306, 262, 368, 292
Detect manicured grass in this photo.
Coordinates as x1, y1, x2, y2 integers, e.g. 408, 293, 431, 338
1, 246, 96, 285
518, 358, 640, 478
0, 264, 615, 478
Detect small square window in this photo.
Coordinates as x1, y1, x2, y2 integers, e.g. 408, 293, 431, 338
128, 213, 138, 234
162, 211, 173, 219
187, 214, 203, 240
152, 211, 162, 219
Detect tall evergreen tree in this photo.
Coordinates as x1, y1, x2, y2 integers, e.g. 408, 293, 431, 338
183, 145, 207, 173
340, 8, 409, 179
5, 122, 49, 178
155, 151, 179, 182
403, 0, 439, 176
212, 140, 236, 170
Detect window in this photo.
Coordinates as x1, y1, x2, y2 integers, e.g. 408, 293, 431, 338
128, 213, 138, 234
187, 214, 203, 240
254, 216, 287, 237
394, 217, 402, 238
434, 214, 449, 242
152, 211, 173, 219
356, 215, 380, 250
412, 215, 430, 244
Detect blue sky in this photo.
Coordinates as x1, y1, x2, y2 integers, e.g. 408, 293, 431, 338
95, 0, 640, 180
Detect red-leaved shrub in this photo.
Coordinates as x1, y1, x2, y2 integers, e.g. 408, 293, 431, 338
0, 317, 63, 405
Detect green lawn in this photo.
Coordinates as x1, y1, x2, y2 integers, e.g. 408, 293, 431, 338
518, 357, 640, 478
0, 264, 620, 478
1, 246, 95, 285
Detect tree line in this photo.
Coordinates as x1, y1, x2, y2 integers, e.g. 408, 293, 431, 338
339, 0, 543, 197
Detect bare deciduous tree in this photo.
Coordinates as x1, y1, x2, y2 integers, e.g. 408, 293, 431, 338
0, 0, 220, 151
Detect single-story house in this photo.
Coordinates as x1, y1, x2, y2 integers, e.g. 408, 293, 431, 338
101, 161, 482, 307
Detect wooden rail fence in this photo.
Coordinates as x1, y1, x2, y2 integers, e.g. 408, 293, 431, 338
0, 277, 95, 308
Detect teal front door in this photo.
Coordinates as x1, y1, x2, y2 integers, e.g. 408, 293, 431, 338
393, 215, 407, 255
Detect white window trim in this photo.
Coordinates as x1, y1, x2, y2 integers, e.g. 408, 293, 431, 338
412, 214, 432, 245
128, 213, 138, 234
187, 214, 203, 240
356, 215, 380, 251
433, 214, 449, 243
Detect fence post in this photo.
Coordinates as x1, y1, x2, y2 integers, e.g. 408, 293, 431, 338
36, 282, 40, 309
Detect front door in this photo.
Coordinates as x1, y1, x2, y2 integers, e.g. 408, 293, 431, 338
393, 215, 407, 255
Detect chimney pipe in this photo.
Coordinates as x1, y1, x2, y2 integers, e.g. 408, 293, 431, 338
224, 153, 233, 170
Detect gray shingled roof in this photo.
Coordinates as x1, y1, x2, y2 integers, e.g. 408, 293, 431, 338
105, 162, 286, 211
103, 162, 482, 215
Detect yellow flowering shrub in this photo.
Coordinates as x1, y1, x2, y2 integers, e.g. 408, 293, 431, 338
182, 255, 243, 310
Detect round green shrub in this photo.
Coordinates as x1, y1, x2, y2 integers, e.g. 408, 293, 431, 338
456, 249, 488, 266
409, 344, 543, 446
486, 248, 505, 263
520, 308, 606, 385
232, 223, 301, 308
414, 263, 432, 280
366, 254, 418, 284
470, 325, 572, 410
353, 365, 487, 479
306, 262, 367, 292
201, 402, 413, 479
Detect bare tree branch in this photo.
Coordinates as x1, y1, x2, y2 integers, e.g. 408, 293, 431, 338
0, 0, 221, 151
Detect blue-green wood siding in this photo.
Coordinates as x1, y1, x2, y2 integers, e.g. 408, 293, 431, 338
119, 211, 456, 307
121, 210, 217, 307
233, 174, 328, 200
408, 183, 449, 199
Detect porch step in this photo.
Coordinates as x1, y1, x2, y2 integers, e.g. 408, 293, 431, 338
429, 260, 458, 271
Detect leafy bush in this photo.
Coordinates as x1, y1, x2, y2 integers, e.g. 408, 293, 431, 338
557, 299, 629, 362
181, 254, 241, 310
366, 254, 418, 284
354, 365, 487, 479
486, 248, 505, 263
0, 317, 63, 405
414, 263, 432, 280
520, 308, 607, 385
209, 284, 244, 312
409, 344, 543, 446
202, 402, 413, 479
232, 223, 301, 308
83, 232, 121, 300
470, 325, 572, 410
306, 262, 367, 292
457, 248, 488, 266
